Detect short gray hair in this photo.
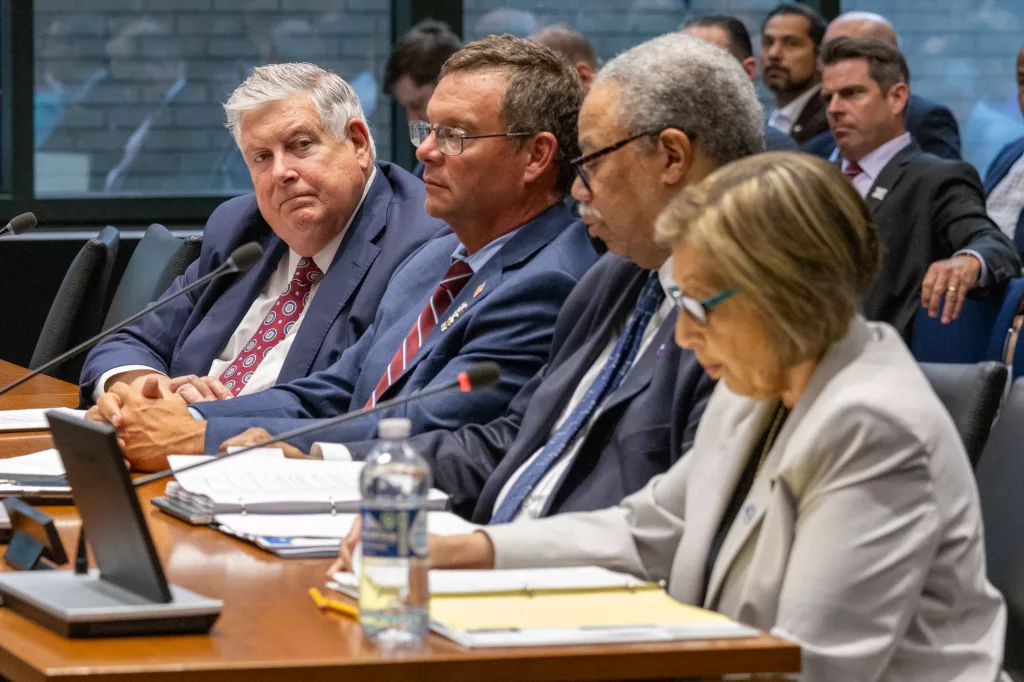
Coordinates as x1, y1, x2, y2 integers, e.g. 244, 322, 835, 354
224, 63, 376, 160
595, 33, 763, 164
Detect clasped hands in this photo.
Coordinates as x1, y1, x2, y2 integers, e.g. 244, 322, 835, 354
85, 373, 309, 471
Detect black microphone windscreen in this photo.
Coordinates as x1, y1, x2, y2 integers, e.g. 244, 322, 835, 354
461, 362, 501, 390
227, 242, 263, 272
8, 212, 37, 235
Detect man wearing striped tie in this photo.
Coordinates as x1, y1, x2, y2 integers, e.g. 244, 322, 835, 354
821, 37, 1019, 341
89, 36, 599, 471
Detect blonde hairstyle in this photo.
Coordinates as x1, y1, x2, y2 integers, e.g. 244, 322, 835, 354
655, 152, 880, 368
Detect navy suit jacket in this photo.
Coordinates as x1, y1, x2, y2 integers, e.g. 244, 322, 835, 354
195, 204, 598, 451
345, 255, 715, 521
803, 94, 962, 161
984, 136, 1024, 252
79, 161, 445, 405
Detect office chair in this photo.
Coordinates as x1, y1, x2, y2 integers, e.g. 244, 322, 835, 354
911, 278, 1024, 365
919, 361, 1007, 468
974, 377, 1024, 681
29, 226, 120, 383
102, 224, 202, 331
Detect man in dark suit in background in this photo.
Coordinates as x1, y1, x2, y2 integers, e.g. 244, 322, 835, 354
80, 63, 444, 407
682, 15, 796, 152
822, 38, 1019, 341
88, 36, 598, 472
804, 11, 961, 161
985, 42, 1024, 253
270, 35, 761, 532
383, 20, 463, 179
761, 3, 829, 147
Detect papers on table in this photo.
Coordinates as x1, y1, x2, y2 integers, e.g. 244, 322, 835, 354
0, 449, 65, 476
0, 449, 71, 499
0, 408, 86, 433
334, 564, 755, 648
164, 455, 448, 516
213, 510, 477, 559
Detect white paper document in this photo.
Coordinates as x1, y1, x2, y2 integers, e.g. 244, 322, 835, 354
217, 509, 477, 541
0, 408, 86, 433
0, 449, 66, 476
166, 455, 448, 514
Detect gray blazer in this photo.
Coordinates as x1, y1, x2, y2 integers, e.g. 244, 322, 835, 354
485, 317, 1007, 681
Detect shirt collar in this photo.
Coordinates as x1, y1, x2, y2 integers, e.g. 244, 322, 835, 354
841, 132, 911, 183
288, 165, 378, 274
452, 228, 518, 273
656, 256, 675, 299
772, 83, 822, 126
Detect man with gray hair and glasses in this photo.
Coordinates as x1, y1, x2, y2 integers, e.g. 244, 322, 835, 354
88, 37, 598, 470
328, 33, 760, 545
81, 63, 444, 408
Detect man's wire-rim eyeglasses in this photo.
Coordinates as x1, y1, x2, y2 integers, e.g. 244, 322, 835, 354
409, 121, 534, 156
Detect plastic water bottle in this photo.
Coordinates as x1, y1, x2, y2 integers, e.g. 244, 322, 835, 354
359, 418, 431, 646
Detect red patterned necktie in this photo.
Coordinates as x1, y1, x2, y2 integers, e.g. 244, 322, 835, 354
843, 161, 863, 180
366, 258, 474, 407
218, 257, 323, 396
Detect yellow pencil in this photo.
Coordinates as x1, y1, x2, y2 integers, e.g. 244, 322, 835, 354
309, 587, 359, 620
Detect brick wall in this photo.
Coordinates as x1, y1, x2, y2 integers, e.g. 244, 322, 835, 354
33, 0, 392, 196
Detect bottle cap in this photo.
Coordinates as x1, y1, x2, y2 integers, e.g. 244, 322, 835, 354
377, 418, 412, 440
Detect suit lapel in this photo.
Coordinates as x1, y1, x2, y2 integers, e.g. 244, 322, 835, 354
701, 318, 875, 608
865, 143, 918, 211
377, 204, 573, 399
175, 232, 286, 375
278, 169, 390, 380
669, 400, 773, 606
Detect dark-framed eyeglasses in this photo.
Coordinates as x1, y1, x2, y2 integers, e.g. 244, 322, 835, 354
667, 285, 735, 326
409, 120, 534, 157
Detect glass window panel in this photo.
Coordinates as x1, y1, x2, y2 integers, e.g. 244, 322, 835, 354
843, 0, 1024, 174
32, 1, 392, 198
464, 1, 788, 123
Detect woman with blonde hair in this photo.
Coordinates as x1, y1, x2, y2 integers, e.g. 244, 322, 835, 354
414, 152, 1008, 680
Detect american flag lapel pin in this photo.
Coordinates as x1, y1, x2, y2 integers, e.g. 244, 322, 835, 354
473, 281, 487, 298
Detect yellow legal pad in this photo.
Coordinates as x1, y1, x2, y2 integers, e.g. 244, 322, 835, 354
430, 584, 733, 631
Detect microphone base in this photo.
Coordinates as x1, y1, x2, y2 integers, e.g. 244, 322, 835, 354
0, 569, 222, 638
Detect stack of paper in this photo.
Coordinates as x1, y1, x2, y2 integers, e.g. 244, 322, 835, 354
0, 449, 72, 500
215, 510, 479, 558
331, 565, 755, 648
0, 408, 86, 433
163, 455, 449, 515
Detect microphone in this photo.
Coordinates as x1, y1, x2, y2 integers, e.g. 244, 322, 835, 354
0, 242, 264, 397
132, 361, 502, 487
0, 212, 37, 237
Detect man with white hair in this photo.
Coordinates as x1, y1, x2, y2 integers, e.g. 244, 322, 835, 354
325, 33, 761, 526
804, 10, 961, 160
80, 63, 444, 406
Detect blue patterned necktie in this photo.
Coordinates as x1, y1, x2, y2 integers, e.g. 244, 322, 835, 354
490, 272, 666, 524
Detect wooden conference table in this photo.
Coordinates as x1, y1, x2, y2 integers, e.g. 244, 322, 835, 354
0, 359, 800, 681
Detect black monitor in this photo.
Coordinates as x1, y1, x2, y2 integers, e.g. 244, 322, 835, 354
45, 411, 172, 603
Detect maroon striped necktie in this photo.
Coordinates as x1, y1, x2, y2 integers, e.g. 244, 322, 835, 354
365, 258, 474, 407
843, 161, 863, 180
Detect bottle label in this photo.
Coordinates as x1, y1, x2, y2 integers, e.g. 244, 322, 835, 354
361, 506, 428, 559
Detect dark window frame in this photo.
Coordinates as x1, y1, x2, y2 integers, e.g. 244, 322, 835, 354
0, 0, 463, 228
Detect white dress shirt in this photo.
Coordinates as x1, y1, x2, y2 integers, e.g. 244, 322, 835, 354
95, 167, 377, 402
986, 151, 1024, 239
311, 228, 519, 461
767, 83, 821, 136
489, 258, 675, 522
841, 133, 989, 285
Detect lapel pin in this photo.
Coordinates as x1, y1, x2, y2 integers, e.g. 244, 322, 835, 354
871, 186, 888, 201
743, 503, 756, 521
473, 281, 487, 298
656, 342, 666, 358
441, 302, 469, 332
